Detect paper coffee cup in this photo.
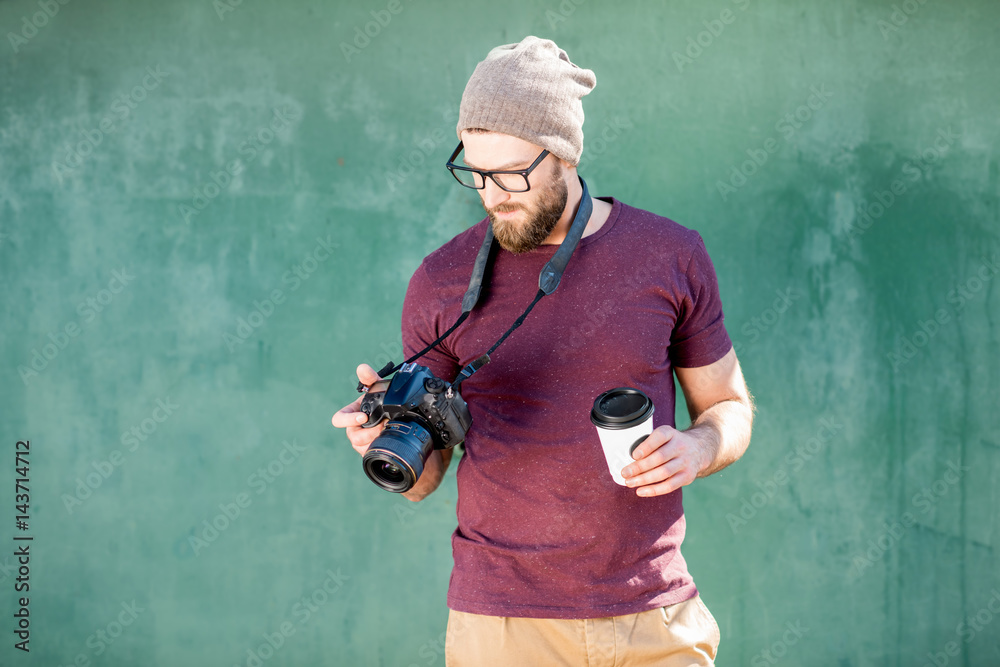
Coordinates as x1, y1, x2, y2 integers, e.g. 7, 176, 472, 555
590, 387, 655, 486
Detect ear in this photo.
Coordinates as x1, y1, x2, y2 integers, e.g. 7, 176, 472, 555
554, 156, 577, 179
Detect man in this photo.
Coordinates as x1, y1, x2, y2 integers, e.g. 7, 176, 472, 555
333, 35, 755, 666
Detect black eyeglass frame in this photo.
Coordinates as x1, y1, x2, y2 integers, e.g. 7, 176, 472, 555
445, 141, 551, 192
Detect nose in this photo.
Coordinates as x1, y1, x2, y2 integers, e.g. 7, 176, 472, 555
480, 178, 511, 210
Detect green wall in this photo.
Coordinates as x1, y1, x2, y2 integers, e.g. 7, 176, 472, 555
1, 0, 998, 665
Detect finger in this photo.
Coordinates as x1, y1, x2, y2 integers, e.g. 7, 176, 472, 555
622, 440, 678, 480
634, 468, 696, 498
331, 400, 369, 428
357, 363, 381, 386
332, 411, 370, 428
630, 426, 676, 461
346, 424, 384, 453
624, 455, 682, 488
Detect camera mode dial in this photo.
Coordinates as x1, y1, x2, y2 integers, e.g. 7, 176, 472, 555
424, 377, 446, 394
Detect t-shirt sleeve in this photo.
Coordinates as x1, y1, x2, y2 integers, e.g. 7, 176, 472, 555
668, 231, 733, 368
401, 262, 461, 383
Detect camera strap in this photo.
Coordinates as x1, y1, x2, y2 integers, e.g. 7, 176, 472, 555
361, 176, 593, 392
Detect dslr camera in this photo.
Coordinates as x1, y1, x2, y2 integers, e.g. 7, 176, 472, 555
359, 362, 472, 493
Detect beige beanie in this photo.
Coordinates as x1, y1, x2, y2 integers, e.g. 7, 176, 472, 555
457, 36, 597, 166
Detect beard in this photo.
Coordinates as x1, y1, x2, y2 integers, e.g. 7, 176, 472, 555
487, 167, 568, 254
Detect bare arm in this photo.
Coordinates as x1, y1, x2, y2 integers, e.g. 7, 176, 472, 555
621, 347, 756, 497
675, 346, 756, 478
401, 447, 454, 502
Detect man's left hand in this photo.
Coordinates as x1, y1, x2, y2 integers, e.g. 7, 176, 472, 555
620, 426, 713, 498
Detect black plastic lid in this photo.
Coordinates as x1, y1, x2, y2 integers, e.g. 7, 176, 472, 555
590, 387, 654, 430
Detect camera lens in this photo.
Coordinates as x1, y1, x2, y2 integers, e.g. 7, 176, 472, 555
362, 417, 436, 493
377, 461, 404, 484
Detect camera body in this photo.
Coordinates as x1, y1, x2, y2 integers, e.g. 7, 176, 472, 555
359, 363, 472, 492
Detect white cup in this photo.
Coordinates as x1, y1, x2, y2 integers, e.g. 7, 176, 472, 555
590, 387, 655, 486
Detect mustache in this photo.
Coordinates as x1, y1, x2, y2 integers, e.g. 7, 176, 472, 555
489, 203, 524, 215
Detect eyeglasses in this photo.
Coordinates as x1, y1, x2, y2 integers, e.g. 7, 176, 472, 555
445, 141, 550, 193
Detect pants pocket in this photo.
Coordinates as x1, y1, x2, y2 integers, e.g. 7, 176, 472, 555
693, 595, 722, 652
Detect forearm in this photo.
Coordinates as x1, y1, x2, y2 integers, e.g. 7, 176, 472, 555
401, 448, 450, 502
687, 398, 754, 478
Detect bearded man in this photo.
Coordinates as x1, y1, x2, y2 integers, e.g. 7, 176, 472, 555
333, 35, 755, 667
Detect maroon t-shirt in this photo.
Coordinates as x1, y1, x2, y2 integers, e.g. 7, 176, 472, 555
400, 196, 733, 619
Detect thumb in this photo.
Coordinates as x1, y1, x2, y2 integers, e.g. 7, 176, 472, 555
357, 363, 382, 386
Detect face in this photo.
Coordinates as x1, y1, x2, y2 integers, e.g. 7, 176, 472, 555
460, 131, 569, 254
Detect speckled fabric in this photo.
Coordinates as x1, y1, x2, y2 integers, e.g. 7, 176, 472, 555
401, 196, 732, 619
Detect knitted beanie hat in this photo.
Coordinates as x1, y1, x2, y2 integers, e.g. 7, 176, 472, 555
456, 36, 597, 166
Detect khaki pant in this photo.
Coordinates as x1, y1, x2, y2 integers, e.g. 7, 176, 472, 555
445, 594, 721, 667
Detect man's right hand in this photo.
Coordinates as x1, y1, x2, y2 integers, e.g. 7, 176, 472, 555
331, 363, 386, 457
